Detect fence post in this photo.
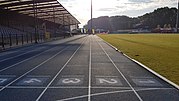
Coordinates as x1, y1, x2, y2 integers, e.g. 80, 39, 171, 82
26, 33, 28, 43
9, 34, 12, 47
22, 34, 24, 45
31, 33, 32, 43
41, 34, 43, 41
16, 34, 18, 45
1, 34, 5, 49
38, 33, 39, 42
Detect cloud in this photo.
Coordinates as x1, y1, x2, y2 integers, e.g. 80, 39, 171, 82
59, 0, 76, 2
59, 0, 68, 2
115, 5, 125, 8
59, 0, 177, 27
98, 8, 117, 12
128, 0, 154, 3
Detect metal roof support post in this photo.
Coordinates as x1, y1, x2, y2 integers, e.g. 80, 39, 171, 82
76, 24, 78, 30
36, 7, 40, 42
62, 14, 65, 37
33, 0, 38, 43
71, 20, 73, 30
0, 11, 1, 25
68, 16, 72, 36
68, 16, 70, 31
53, 7, 56, 38
63, 13, 65, 30
36, 2, 39, 42
7, 10, 10, 27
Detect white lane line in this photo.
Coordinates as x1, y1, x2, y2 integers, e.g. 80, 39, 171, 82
0, 46, 63, 72
0, 46, 70, 92
88, 35, 92, 101
136, 88, 175, 91
49, 86, 88, 89
96, 36, 143, 101
35, 37, 87, 101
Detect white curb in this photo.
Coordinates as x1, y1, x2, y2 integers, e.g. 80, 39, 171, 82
97, 36, 122, 53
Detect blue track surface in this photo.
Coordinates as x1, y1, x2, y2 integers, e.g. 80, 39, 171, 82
0, 35, 178, 101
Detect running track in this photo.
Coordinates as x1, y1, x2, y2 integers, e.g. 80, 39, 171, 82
0, 35, 178, 101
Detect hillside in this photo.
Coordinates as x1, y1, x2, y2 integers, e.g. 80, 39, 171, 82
85, 7, 177, 32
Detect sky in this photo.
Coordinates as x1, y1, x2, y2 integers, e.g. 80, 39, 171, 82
58, 0, 178, 28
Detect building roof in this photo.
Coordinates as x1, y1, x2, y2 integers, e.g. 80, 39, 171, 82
0, 0, 80, 25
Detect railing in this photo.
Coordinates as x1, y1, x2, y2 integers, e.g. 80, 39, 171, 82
0, 33, 45, 50
0, 26, 72, 50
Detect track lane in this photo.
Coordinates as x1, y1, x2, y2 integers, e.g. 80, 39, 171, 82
36, 35, 90, 101
95, 35, 143, 101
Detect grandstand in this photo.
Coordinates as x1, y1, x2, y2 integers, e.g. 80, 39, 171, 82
0, 0, 80, 50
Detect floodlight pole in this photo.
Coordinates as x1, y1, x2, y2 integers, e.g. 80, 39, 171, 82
176, 0, 179, 32
90, 0, 93, 34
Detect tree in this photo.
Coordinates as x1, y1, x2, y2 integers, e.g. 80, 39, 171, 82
85, 7, 177, 32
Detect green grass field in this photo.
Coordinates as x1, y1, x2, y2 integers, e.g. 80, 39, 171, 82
98, 34, 179, 85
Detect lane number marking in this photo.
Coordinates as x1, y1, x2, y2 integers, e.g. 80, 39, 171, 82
57, 77, 83, 85
99, 78, 118, 84
132, 78, 163, 87
96, 77, 123, 86
0, 79, 8, 83
24, 78, 42, 84
62, 78, 81, 84
0, 75, 15, 85
16, 77, 49, 86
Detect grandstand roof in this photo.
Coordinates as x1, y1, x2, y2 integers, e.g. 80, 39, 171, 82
0, 0, 80, 25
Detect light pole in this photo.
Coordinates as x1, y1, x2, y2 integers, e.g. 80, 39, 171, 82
90, 0, 93, 34
176, 0, 179, 32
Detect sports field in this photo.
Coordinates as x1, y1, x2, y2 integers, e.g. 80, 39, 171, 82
98, 34, 179, 85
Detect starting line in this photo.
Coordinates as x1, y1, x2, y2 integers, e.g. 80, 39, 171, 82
0, 75, 163, 87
